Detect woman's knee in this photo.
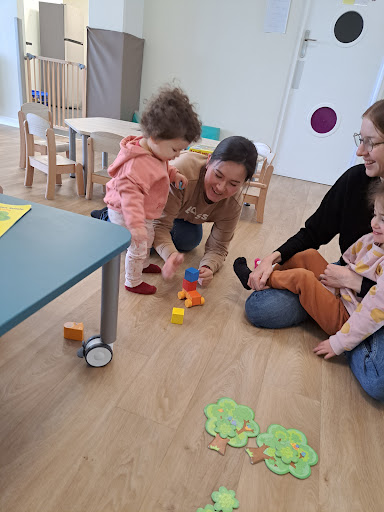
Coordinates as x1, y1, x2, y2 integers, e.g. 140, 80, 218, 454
171, 219, 203, 252
245, 288, 308, 329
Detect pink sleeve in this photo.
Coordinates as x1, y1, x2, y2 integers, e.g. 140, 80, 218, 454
168, 164, 179, 184
342, 236, 365, 265
329, 276, 384, 355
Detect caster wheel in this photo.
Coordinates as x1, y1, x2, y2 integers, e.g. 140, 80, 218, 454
79, 335, 113, 367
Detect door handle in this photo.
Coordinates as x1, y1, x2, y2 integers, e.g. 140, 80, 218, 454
300, 30, 317, 58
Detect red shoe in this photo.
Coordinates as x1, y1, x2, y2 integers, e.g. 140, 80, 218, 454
142, 264, 161, 274
125, 282, 157, 294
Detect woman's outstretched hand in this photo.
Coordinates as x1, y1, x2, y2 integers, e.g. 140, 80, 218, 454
162, 252, 184, 280
247, 252, 281, 290
319, 263, 363, 292
313, 339, 336, 360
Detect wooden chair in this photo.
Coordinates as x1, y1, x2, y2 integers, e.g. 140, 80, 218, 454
18, 102, 70, 169
243, 151, 275, 223
24, 113, 84, 200
86, 132, 122, 200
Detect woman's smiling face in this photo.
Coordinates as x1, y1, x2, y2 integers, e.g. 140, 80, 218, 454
357, 117, 384, 178
204, 157, 247, 202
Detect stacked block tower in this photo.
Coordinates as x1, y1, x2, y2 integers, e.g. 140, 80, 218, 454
178, 267, 205, 308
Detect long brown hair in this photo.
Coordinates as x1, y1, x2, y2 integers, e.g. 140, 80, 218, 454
363, 100, 384, 136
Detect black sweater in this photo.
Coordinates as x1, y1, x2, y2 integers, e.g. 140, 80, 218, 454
276, 164, 378, 297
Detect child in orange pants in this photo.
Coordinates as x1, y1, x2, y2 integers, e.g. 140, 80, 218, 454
266, 249, 349, 335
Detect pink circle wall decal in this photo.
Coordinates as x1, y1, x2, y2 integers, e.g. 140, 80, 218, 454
310, 107, 337, 134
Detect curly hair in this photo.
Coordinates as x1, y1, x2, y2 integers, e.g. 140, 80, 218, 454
140, 86, 201, 144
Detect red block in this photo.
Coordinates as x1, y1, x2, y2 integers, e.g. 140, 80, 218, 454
182, 278, 197, 292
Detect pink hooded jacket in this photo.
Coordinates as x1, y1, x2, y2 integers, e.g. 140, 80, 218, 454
104, 135, 179, 230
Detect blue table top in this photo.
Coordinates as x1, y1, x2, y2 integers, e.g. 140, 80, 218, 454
0, 195, 131, 337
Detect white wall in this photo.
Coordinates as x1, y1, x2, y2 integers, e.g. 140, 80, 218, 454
24, 0, 41, 57
0, 0, 24, 124
89, 0, 143, 38
140, 0, 306, 147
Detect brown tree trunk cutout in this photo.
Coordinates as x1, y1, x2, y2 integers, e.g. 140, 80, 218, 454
246, 444, 276, 465
208, 434, 230, 455
236, 420, 254, 437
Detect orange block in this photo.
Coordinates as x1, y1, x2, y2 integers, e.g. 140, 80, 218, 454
186, 290, 202, 306
64, 321, 84, 341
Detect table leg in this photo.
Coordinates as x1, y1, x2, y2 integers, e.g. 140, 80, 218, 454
69, 127, 76, 178
100, 253, 121, 346
82, 134, 89, 189
102, 152, 108, 169
68, 127, 76, 161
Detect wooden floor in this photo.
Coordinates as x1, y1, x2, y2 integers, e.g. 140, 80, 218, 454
1, 124, 383, 512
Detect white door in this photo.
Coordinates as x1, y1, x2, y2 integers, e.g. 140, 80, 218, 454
274, 0, 384, 185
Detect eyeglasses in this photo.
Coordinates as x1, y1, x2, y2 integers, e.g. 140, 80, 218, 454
354, 133, 384, 152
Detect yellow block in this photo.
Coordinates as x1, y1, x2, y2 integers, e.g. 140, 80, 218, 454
171, 307, 185, 325
64, 321, 84, 341
189, 144, 215, 155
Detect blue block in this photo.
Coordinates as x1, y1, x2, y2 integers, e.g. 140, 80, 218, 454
184, 267, 199, 283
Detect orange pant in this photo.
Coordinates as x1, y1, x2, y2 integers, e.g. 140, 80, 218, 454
267, 249, 349, 335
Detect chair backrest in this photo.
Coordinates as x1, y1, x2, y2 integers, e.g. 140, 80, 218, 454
25, 113, 50, 139
201, 125, 220, 141
21, 102, 50, 122
254, 142, 271, 159
90, 132, 122, 156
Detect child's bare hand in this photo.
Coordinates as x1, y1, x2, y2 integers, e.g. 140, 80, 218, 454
162, 252, 184, 280
174, 173, 188, 190
130, 227, 148, 244
198, 266, 213, 287
313, 339, 336, 360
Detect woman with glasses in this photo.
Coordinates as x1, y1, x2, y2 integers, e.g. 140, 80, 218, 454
237, 99, 384, 402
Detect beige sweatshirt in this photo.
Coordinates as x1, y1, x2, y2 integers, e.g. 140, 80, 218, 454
153, 151, 243, 274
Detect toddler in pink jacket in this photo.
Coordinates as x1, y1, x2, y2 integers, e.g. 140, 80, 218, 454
104, 86, 201, 294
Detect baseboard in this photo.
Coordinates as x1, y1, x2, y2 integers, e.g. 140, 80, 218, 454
0, 116, 19, 128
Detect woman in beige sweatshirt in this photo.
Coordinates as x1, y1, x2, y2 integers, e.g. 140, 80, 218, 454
154, 136, 257, 286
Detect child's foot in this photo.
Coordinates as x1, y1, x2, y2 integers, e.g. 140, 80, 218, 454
125, 282, 157, 294
233, 257, 251, 290
91, 206, 109, 221
142, 264, 161, 273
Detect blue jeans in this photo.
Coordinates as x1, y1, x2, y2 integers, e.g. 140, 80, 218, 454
245, 288, 384, 402
170, 218, 203, 252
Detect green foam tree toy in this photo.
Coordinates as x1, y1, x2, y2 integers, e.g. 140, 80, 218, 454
196, 487, 239, 512
204, 397, 259, 456
245, 424, 318, 479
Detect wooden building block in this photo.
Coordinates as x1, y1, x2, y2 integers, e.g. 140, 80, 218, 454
64, 321, 84, 341
182, 278, 197, 292
184, 267, 199, 283
171, 307, 184, 325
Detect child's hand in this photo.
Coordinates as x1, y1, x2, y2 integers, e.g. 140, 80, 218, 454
198, 266, 213, 287
174, 173, 188, 190
130, 227, 148, 244
162, 252, 184, 280
313, 339, 336, 360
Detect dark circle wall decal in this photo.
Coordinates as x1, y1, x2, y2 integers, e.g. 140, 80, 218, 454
334, 11, 364, 44
311, 107, 337, 134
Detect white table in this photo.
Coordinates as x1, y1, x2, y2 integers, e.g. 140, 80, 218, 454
65, 117, 220, 186
65, 117, 142, 185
